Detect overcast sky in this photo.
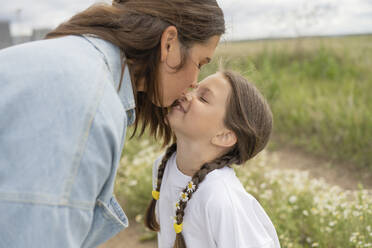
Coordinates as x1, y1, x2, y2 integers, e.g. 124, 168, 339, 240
1, 0, 372, 40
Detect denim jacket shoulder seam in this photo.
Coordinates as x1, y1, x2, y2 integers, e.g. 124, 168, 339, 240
61, 64, 108, 204
82, 35, 136, 112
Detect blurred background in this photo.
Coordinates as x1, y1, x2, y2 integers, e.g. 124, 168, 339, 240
1, 0, 372, 247
1, 0, 372, 42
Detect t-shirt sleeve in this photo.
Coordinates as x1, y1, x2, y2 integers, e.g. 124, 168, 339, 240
251, 198, 281, 248
206, 182, 278, 248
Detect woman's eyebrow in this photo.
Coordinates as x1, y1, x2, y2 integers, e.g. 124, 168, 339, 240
200, 57, 211, 65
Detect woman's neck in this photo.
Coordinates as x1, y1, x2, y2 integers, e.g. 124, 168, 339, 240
175, 138, 220, 177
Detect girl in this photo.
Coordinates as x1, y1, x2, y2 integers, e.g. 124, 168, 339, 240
145, 71, 281, 247
0, 0, 224, 247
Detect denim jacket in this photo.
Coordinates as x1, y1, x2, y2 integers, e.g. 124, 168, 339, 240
0, 34, 135, 247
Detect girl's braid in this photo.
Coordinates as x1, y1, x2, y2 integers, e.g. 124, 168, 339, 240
173, 151, 240, 248
145, 143, 177, 231
156, 143, 178, 191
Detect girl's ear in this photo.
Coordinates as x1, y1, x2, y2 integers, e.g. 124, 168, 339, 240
160, 25, 179, 62
211, 129, 237, 148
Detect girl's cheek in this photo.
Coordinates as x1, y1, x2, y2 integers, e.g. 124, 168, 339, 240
191, 107, 206, 121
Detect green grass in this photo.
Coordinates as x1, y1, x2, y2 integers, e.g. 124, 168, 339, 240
199, 35, 372, 169
114, 35, 372, 246
115, 133, 372, 247
115, 132, 161, 218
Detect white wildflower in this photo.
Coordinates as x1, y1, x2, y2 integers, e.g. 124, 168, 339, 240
186, 181, 196, 193
289, 195, 297, 204
174, 202, 180, 212
180, 192, 189, 202
353, 211, 360, 217
128, 179, 138, 186
135, 214, 143, 223
329, 221, 336, 227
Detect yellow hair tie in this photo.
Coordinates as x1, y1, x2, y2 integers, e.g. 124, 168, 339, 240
174, 223, 183, 234
152, 190, 160, 200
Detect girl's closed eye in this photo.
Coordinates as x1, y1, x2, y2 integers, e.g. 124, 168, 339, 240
196, 87, 213, 104
199, 96, 208, 103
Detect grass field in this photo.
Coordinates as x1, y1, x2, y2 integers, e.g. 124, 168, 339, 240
199, 35, 372, 169
116, 131, 372, 248
114, 35, 372, 247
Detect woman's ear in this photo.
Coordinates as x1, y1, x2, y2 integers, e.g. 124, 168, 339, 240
160, 25, 179, 63
211, 129, 237, 148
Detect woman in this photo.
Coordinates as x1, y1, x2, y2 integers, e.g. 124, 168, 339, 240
0, 0, 224, 247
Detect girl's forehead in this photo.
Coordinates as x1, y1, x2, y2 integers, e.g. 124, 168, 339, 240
198, 73, 229, 92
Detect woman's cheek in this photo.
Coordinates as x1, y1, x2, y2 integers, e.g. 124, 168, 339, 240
182, 64, 198, 86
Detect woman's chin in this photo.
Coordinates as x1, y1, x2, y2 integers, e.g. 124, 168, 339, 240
147, 96, 172, 107
163, 97, 181, 108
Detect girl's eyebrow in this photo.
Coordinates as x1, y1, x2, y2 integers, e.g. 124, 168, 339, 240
198, 86, 215, 98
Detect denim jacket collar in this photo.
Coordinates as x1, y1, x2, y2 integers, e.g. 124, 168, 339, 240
82, 34, 136, 115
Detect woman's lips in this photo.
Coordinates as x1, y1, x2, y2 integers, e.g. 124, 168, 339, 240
172, 101, 186, 113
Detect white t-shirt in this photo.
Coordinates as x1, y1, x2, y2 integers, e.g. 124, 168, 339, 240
152, 152, 281, 248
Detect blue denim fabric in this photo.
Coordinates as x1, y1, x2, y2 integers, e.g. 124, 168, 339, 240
0, 35, 135, 247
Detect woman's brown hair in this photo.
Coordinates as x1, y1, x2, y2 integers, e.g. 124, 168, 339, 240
144, 70, 273, 248
45, 0, 225, 145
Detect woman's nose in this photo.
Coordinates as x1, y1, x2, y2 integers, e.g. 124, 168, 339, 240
184, 90, 196, 102
185, 92, 193, 101
190, 81, 198, 89
179, 91, 193, 103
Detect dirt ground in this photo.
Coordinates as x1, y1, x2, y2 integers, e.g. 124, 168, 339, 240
99, 144, 372, 248
270, 145, 372, 190
99, 221, 157, 248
